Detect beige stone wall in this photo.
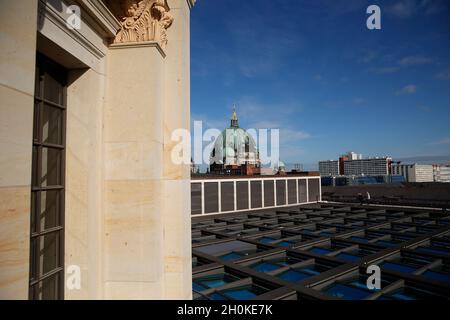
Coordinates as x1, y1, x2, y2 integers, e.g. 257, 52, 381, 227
162, 0, 192, 299
103, 43, 166, 299
33, 0, 114, 300
0, 0, 193, 300
65, 68, 106, 299
0, 1, 38, 300
102, 0, 193, 300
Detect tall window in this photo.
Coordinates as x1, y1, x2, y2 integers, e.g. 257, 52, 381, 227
29, 54, 67, 300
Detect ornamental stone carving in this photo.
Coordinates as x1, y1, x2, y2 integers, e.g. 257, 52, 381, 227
104, 0, 174, 48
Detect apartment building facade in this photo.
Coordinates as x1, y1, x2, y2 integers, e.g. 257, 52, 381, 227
392, 164, 434, 183
343, 157, 392, 176
433, 165, 450, 183
318, 160, 340, 176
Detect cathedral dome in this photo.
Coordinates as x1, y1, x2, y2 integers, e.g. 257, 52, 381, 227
210, 108, 259, 166
224, 146, 236, 159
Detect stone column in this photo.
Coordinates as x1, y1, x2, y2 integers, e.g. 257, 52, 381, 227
162, 0, 193, 299
101, 0, 194, 300
0, 1, 38, 299
104, 42, 165, 299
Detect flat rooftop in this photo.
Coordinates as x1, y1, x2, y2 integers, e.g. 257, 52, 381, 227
192, 203, 450, 300
323, 183, 450, 208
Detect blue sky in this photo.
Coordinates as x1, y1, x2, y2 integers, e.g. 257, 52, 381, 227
190, 0, 450, 170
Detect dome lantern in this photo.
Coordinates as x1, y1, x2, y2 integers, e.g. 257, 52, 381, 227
230, 104, 239, 128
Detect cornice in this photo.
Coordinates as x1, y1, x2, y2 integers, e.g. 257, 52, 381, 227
109, 41, 166, 58
38, 0, 105, 59
78, 0, 121, 37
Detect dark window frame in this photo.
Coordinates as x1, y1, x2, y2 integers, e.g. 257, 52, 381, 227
29, 53, 67, 300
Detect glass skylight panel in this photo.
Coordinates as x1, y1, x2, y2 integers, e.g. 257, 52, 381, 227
192, 204, 450, 300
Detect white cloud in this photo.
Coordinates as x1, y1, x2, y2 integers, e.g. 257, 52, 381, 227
247, 120, 311, 144
386, 0, 447, 18
396, 84, 417, 95
369, 55, 434, 78
282, 129, 311, 143
370, 55, 433, 76
237, 98, 312, 153
417, 105, 432, 112
420, 0, 448, 15
370, 66, 400, 74
225, 9, 305, 78
191, 112, 227, 130
352, 98, 366, 106
436, 68, 450, 80
359, 50, 379, 64
386, 0, 418, 18
399, 55, 433, 66
431, 138, 450, 145
236, 96, 301, 121
280, 147, 307, 163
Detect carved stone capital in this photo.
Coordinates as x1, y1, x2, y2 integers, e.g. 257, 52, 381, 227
103, 0, 174, 48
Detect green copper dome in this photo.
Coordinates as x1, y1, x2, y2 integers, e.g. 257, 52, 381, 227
210, 109, 259, 166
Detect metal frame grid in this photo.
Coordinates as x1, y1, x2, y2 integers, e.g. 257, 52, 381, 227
192, 203, 450, 300
29, 53, 67, 300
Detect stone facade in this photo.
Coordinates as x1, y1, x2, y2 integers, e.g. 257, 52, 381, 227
0, 0, 194, 300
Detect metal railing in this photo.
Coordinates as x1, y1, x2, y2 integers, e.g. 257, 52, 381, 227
191, 176, 321, 216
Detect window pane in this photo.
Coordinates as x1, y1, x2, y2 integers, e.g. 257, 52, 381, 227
204, 182, 219, 214
33, 232, 60, 277
221, 182, 234, 212
308, 179, 320, 202
31, 192, 37, 234
32, 273, 60, 300
264, 180, 274, 207
236, 181, 249, 210
191, 183, 202, 215
33, 102, 40, 142
40, 147, 62, 187
298, 180, 307, 203
32, 146, 39, 187
250, 181, 262, 209
35, 66, 41, 98
41, 104, 63, 145
288, 180, 297, 204
39, 190, 61, 231
276, 180, 286, 206
29, 238, 37, 281
44, 73, 63, 104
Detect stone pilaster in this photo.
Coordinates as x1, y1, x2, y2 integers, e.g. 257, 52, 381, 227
0, 0, 38, 300
161, 0, 192, 299
103, 41, 166, 299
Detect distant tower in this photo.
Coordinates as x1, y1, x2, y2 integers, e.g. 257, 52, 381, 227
230, 104, 239, 128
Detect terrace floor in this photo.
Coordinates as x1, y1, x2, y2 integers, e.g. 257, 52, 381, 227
192, 203, 450, 300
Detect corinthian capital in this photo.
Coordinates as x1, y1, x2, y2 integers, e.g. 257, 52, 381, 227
104, 0, 174, 48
